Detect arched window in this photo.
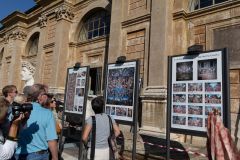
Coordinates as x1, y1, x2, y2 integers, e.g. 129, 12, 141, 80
79, 10, 110, 41
26, 32, 40, 56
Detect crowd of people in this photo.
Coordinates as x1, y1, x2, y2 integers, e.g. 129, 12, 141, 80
188, 117, 203, 127
173, 94, 186, 103
0, 84, 62, 160
205, 94, 221, 104
0, 84, 123, 160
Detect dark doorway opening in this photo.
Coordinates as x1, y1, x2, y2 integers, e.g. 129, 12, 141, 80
89, 67, 102, 95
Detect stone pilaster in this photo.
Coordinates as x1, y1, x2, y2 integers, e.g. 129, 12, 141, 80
108, 0, 123, 62
140, 86, 167, 133
51, 11, 72, 91
140, 0, 173, 133
6, 29, 27, 87
33, 14, 48, 86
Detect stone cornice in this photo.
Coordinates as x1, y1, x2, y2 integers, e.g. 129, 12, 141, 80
173, 10, 188, 20
55, 5, 74, 21
34, 0, 64, 7
40, 0, 73, 17
73, 0, 96, 12
173, 0, 240, 20
0, 11, 27, 27
122, 14, 151, 28
69, 35, 109, 47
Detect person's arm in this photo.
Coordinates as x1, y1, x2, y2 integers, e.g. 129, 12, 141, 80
8, 121, 19, 139
113, 123, 121, 137
82, 124, 92, 144
48, 140, 58, 160
46, 111, 58, 160
0, 114, 24, 159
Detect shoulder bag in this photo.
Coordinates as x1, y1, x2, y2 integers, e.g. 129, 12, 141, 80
107, 115, 119, 160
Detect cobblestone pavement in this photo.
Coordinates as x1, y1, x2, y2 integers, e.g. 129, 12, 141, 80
60, 126, 208, 160
61, 133, 208, 160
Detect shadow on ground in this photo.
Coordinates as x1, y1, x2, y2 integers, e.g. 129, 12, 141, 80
140, 134, 190, 160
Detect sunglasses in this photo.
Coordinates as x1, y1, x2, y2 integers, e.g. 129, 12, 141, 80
51, 100, 56, 103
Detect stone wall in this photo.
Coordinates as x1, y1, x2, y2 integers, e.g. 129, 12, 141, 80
230, 69, 240, 148
128, 0, 147, 15
126, 29, 145, 77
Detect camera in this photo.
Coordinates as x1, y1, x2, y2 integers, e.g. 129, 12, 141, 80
11, 101, 33, 117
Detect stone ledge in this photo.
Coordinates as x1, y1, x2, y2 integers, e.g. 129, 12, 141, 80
141, 86, 167, 100
48, 86, 65, 95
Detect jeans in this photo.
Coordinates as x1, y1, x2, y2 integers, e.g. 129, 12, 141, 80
14, 151, 49, 160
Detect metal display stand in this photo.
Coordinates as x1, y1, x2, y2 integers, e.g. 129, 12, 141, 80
166, 48, 229, 159
58, 62, 90, 160
103, 56, 140, 160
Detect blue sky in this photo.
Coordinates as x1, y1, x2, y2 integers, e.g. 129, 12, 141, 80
0, 0, 36, 26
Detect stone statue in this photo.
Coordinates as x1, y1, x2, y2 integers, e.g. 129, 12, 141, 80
21, 61, 35, 87
28, 38, 39, 55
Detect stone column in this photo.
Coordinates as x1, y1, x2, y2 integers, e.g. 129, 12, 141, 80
35, 14, 48, 83
140, 0, 173, 134
108, 0, 123, 63
172, 0, 189, 55
51, 6, 74, 94
7, 30, 27, 87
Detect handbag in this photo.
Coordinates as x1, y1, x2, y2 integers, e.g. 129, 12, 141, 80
107, 115, 119, 160
80, 116, 96, 160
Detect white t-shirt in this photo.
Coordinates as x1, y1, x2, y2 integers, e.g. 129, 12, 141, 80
0, 140, 17, 160
85, 99, 95, 120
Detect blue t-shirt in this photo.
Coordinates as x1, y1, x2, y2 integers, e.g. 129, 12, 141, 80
15, 102, 57, 154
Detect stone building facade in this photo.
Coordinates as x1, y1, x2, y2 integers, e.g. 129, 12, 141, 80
0, 0, 240, 148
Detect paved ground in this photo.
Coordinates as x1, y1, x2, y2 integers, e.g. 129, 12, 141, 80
60, 131, 208, 160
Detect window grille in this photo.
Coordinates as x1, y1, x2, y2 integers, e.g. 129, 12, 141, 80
79, 11, 110, 41
189, 0, 229, 11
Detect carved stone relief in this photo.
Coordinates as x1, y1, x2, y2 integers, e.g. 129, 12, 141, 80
55, 6, 74, 21
38, 15, 47, 28
3, 30, 27, 43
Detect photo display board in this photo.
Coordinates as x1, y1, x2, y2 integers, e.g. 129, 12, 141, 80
168, 49, 229, 135
64, 67, 89, 114
105, 61, 138, 124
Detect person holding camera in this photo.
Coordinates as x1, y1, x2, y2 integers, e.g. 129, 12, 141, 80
0, 85, 18, 139
14, 84, 58, 160
0, 94, 25, 160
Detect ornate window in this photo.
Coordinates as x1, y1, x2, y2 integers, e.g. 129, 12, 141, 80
26, 32, 40, 56
189, 0, 228, 11
79, 10, 110, 41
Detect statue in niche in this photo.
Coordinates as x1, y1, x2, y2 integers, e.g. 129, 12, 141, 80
28, 37, 39, 55
21, 61, 36, 87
